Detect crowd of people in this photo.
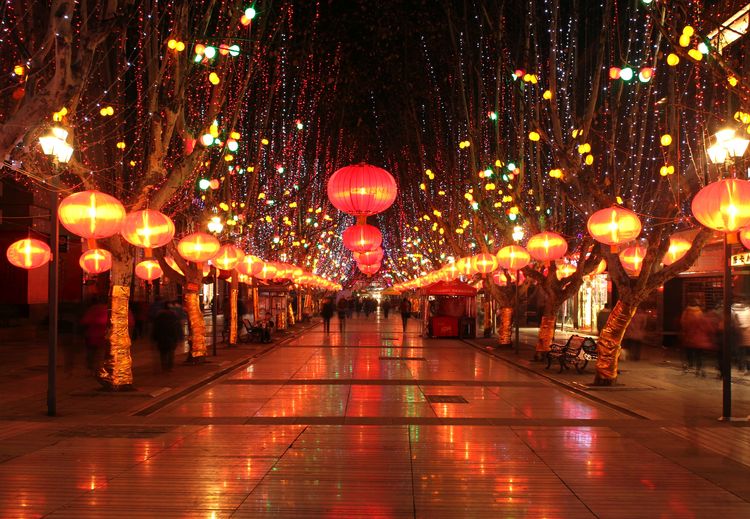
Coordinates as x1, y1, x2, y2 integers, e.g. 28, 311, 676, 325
318, 295, 412, 333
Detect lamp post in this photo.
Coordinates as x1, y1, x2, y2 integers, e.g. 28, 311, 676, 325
38, 126, 73, 417
706, 128, 749, 420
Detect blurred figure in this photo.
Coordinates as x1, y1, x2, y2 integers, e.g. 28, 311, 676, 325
680, 300, 717, 377
347, 297, 355, 319
623, 309, 647, 361
257, 311, 274, 343
356, 298, 363, 317
152, 304, 183, 371
321, 297, 335, 333
596, 303, 611, 335
337, 297, 348, 332
399, 297, 412, 333
80, 298, 109, 374
382, 299, 391, 319
733, 301, 750, 375
363, 298, 375, 318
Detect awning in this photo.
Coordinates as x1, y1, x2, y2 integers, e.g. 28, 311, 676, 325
422, 279, 477, 296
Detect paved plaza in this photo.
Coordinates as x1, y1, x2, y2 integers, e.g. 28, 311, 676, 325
1, 315, 749, 518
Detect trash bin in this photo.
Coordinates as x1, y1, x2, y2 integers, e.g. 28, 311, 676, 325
459, 317, 476, 339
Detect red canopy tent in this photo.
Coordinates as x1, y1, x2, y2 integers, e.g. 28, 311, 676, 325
421, 280, 477, 338
422, 280, 478, 297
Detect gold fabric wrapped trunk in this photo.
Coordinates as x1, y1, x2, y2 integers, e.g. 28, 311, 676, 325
497, 307, 513, 346
98, 285, 133, 388
536, 315, 556, 353
184, 292, 207, 358
229, 287, 238, 345
595, 300, 636, 383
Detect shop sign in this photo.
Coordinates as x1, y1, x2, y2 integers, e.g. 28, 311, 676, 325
732, 252, 750, 267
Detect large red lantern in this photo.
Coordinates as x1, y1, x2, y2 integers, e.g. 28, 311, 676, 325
492, 269, 525, 286
471, 253, 498, 274
58, 190, 126, 239
587, 206, 642, 248
6, 238, 51, 269
135, 259, 163, 281
692, 178, 750, 232
120, 209, 175, 249
354, 247, 384, 265
555, 261, 577, 280
327, 163, 398, 217
663, 235, 692, 265
619, 245, 647, 276
496, 245, 530, 271
211, 244, 244, 271
741, 228, 750, 250
79, 248, 112, 274
527, 231, 568, 263
456, 257, 476, 276
177, 232, 220, 263
359, 262, 380, 275
253, 262, 278, 280
236, 254, 264, 276
342, 224, 382, 252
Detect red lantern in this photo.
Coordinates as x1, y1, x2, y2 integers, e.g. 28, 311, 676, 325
272, 262, 295, 280
354, 247, 384, 265
589, 259, 607, 277
587, 206, 642, 248
496, 245, 530, 271
177, 232, 220, 263
619, 245, 647, 276
211, 244, 244, 271
79, 248, 112, 274
121, 210, 175, 249
527, 231, 568, 262
253, 262, 278, 280
327, 163, 398, 216
6, 238, 50, 269
663, 236, 692, 265
741, 228, 750, 250
492, 269, 525, 286
359, 262, 380, 275
555, 261, 577, 280
456, 257, 476, 276
135, 260, 163, 281
471, 253, 498, 274
692, 178, 750, 233
441, 263, 460, 281
342, 224, 382, 252
58, 190, 126, 239
236, 254, 264, 276
165, 256, 184, 276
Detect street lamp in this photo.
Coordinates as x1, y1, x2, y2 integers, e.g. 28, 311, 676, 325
38, 126, 73, 417
707, 127, 748, 420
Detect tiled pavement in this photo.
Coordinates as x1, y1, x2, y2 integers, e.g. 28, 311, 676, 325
1, 315, 749, 517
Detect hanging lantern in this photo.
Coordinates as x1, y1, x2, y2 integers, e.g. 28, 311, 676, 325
135, 259, 163, 281
496, 245, 531, 270
353, 247, 384, 265
253, 262, 278, 280
471, 253, 498, 274
441, 262, 460, 280
165, 256, 184, 276
272, 263, 295, 280
492, 269, 525, 286
663, 235, 692, 265
741, 228, 750, 250
327, 163, 398, 216
456, 256, 476, 276
587, 206, 642, 248
79, 248, 112, 274
342, 224, 382, 252
6, 238, 50, 269
691, 178, 750, 233
555, 261, 577, 280
527, 231, 568, 262
619, 245, 647, 276
177, 232, 220, 263
359, 262, 381, 275
236, 254, 264, 276
589, 259, 607, 277
120, 209, 175, 249
58, 190, 126, 239
211, 243, 245, 271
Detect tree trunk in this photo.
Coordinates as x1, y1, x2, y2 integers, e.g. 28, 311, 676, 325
229, 275, 238, 346
497, 306, 513, 347
98, 251, 134, 390
535, 314, 557, 358
593, 299, 637, 385
184, 291, 207, 361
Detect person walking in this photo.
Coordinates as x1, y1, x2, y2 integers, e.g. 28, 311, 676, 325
399, 297, 412, 333
679, 301, 717, 377
382, 299, 391, 319
623, 309, 647, 361
80, 299, 109, 375
321, 297, 335, 333
152, 305, 183, 372
337, 297, 348, 332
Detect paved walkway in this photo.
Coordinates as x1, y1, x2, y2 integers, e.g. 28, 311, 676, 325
1, 314, 749, 517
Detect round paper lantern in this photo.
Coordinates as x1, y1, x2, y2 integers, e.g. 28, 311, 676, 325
354, 247, 384, 265
587, 206, 642, 247
619, 245, 647, 276
663, 236, 692, 265
441, 262, 460, 280
555, 261, 577, 280
135, 260, 163, 281
272, 262, 295, 280
741, 228, 750, 250
236, 254, 264, 276
253, 262, 278, 280
359, 262, 380, 275
527, 231, 568, 262
6, 238, 50, 269
79, 248, 112, 274
327, 163, 398, 216
120, 210, 175, 249
211, 244, 245, 271
456, 257, 476, 276
496, 245, 531, 271
177, 232, 220, 263
58, 190, 126, 239
692, 178, 750, 232
471, 253, 498, 274
165, 256, 184, 276
590, 259, 607, 276
342, 224, 382, 252
492, 269, 525, 286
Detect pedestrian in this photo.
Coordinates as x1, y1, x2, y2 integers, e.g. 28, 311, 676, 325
257, 311, 274, 343
321, 297, 335, 333
733, 301, 750, 375
623, 309, 647, 361
80, 298, 109, 374
337, 297, 348, 332
596, 303, 611, 335
152, 305, 183, 371
679, 301, 717, 377
399, 297, 412, 333
356, 298, 362, 317
382, 299, 391, 319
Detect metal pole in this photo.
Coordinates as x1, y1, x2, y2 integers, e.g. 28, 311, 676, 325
47, 178, 59, 417
514, 273, 520, 355
721, 234, 732, 420
212, 272, 218, 356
